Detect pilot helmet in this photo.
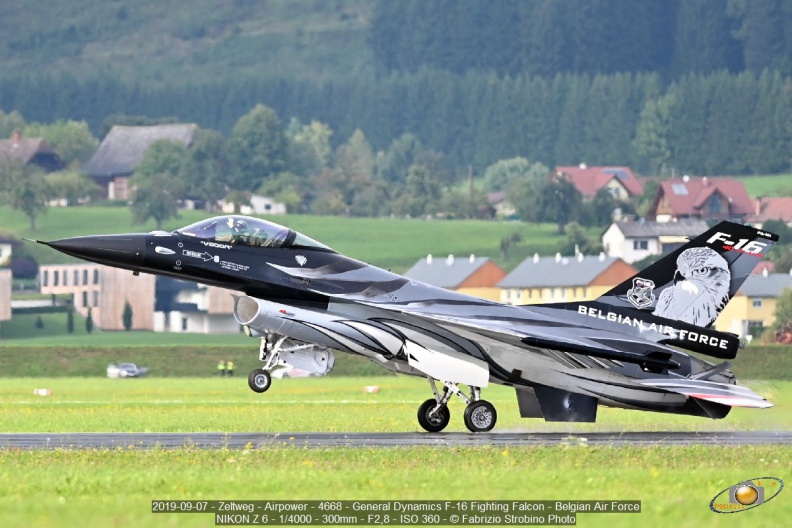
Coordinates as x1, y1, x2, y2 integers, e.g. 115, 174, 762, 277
232, 219, 248, 234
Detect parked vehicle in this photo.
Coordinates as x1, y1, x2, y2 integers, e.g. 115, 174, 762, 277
106, 363, 149, 378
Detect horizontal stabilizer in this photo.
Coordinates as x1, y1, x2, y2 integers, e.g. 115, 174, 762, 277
639, 378, 772, 408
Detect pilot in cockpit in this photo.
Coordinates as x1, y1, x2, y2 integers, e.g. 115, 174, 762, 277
230, 219, 248, 245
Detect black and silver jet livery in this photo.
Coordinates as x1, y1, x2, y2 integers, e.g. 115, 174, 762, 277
37, 216, 778, 432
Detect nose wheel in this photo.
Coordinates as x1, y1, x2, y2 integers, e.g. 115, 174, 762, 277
248, 369, 272, 393
417, 378, 497, 433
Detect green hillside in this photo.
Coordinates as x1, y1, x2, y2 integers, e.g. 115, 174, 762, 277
0, 0, 374, 83
1, 205, 590, 273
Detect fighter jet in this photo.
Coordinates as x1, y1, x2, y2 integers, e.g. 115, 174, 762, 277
36, 216, 778, 432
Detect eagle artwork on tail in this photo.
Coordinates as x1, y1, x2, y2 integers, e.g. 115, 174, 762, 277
654, 247, 731, 326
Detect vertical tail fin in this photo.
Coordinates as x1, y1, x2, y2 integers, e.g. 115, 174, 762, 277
596, 221, 779, 328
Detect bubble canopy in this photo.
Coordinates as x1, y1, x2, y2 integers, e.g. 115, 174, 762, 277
176, 215, 333, 251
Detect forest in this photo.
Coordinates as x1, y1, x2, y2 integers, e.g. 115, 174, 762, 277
0, 0, 791, 176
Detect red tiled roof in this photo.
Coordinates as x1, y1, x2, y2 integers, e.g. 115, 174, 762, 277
656, 177, 754, 216
749, 197, 792, 224
556, 166, 644, 197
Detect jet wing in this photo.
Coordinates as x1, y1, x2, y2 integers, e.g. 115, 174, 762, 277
398, 309, 682, 373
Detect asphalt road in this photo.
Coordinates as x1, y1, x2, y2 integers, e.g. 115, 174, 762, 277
1, 431, 791, 449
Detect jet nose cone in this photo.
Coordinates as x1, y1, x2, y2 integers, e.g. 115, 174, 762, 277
45, 234, 146, 268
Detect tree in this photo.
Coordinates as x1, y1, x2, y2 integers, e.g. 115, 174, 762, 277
393, 164, 442, 217
134, 140, 189, 182
0, 109, 25, 139
130, 172, 184, 229
227, 104, 287, 192
558, 222, 603, 255
771, 288, 792, 335
531, 176, 582, 234
484, 158, 547, 193
633, 94, 674, 175
500, 232, 522, 261
183, 129, 228, 209
23, 120, 98, 167
122, 301, 133, 331
46, 170, 102, 205
129, 140, 188, 229
579, 188, 619, 227
0, 157, 50, 230
66, 308, 74, 334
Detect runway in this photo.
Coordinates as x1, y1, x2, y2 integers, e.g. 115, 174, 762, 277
1, 431, 791, 449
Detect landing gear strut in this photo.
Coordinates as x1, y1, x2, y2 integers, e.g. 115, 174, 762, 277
246, 335, 284, 393
417, 378, 497, 433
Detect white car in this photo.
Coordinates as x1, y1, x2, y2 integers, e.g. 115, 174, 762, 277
106, 363, 149, 378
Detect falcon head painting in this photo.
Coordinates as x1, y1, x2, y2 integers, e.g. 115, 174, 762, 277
653, 247, 731, 326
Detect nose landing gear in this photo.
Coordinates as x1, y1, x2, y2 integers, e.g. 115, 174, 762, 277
417, 378, 497, 433
246, 335, 283, 393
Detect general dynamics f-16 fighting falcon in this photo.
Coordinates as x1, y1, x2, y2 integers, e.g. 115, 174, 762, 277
36, 217, 778, 432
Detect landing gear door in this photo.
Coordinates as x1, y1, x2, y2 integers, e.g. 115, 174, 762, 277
404, 341, 489, 387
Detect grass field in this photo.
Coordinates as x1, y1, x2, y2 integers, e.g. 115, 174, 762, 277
0, 376, 790, 527
734, 174, 792, 198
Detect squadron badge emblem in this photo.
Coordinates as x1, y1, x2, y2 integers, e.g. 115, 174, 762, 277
295, 255, 308, 267
627, 277, 656, 309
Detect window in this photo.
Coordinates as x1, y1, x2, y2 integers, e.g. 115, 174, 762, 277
181, 318, 188, 331
93, 269, 99, 284
54, 271, 59, 286
42, 270, 48, 287
633, 240, 648, 250
83, 269, 88, 285
63, 271, 68, 286
708, 193, 722, 214
74, 270, 79, 285
82, 291, 88, 307
93, 291, 99, 307
752, 298, 763, 309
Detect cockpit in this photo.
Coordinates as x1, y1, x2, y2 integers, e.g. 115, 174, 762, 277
176, 215, 333, 251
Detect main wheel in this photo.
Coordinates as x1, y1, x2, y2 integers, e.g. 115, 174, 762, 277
417, 398, 451, 432
248, 369, 272, 393
463, 400, 497, 432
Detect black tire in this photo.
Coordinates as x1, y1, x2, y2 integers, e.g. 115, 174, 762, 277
417, 398, 450, 433
248, 369, 271, 393
463, 400, 497, 433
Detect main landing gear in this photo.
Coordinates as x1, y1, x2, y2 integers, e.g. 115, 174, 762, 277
417, 378, 497, 433
247, 335, 286, 394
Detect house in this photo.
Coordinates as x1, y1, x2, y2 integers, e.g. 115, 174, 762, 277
153, 277, 239, 333
0, 131, 64, 172
219, 195, 287, 215
716, 271, 792, 338
39, 264, 155, 330
602, 219, 709, 264
37, 263, 239, 333
748, 197, 792, 227
647, 176, 754, 223
555, 165, 644, 201
498, 253, 637, 305
0, 269, 11, 325
487, 192, 517, 219
404, 255, 507, 301
83, 124, 197, 200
